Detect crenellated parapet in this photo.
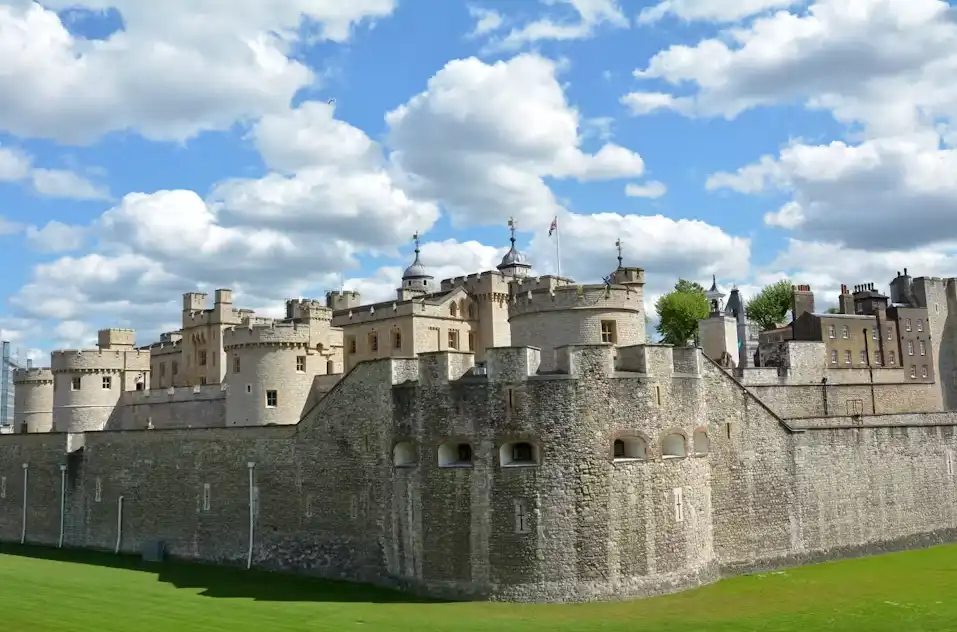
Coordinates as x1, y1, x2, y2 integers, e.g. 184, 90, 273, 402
509, 283, 642, 319
223, 322, 312, 350
439, 271, 511, 301
50, 348, 151, 373
13, 367, 54, 384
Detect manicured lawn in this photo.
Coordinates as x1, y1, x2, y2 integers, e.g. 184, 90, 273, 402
2, 543, 957, 631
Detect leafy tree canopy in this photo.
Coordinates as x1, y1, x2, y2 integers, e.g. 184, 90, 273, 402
746, 279, 793, 331
655, 279, 710, 346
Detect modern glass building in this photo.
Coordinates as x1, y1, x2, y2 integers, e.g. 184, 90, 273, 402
1, 341, 13, 429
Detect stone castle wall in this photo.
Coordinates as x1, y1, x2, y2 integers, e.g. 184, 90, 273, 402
2, 345, 957, 602
111, 385, 227, 430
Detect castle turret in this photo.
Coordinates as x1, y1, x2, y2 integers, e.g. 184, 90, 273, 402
699, 276, 737, 366
13, 367, 54, 433
398, 232, 435, 300
51, 329, 150, 432
223, 312, 342, 427
509, 247, 645, 371
497, 218, 532, 279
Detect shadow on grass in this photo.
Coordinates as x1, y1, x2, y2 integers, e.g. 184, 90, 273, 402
0, 543, 438, 604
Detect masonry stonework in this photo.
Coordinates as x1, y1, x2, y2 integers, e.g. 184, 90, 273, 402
5, 249, 957, 602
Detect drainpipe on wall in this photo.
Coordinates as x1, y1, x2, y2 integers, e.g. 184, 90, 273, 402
20, 463, 28, 544
58, 465, 67, 548
246, 462, 256, 570
114, 496, 124, 554
864, 328, 876, 414
821, 377, 828, 416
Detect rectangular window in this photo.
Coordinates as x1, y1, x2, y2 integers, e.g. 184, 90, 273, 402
947, 450, 954, 477
655, 385, 662, 406
920, 341, 926, 356
233, 356, 240, 373
871, 327, 878, 340
514, 499, 531, 534
922, 365, 928, 378
102, 376, 111, 389
887, 326, 893, 340
844, 350, 852, 365
392, 330, 402, 349
199, 350, 207, 366
296, 356, 306, 372
859, 350, 867, 364
347, 337, 356, 354
917, 319, 924, 332
600, 320, 617, 343
202, 483, 211, 512
875, 352, 882, 365
505, 387, 514, 413
266, 390, 278, 408
71, 377, 81, 390
369, 332, 378, 352
908, 341, 915, 356
889, 351, 896, 365
827, 325, 836, 339
0, 476, 6, 499
448, 330, 459, 350
830, 349, 838, 364
910, 366, 917, 379
159, 363, 166, 377
94, 477, 102, 503
673, 487, 684, 522
199, 376, 207, 386
842, 326, 849, 339
468, 331, 475, 351
905, 318, 912, 332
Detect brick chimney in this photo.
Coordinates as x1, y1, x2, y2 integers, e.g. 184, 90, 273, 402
792, 284, 815, 320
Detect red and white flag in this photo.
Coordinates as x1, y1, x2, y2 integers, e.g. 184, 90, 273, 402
548, 216, 557, 237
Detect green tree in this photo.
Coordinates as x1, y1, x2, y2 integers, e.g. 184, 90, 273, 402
746, 279, 793, 331
825, 306, 840, 314
655, 279, 710, 346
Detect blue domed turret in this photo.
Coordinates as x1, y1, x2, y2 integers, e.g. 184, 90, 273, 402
497, 218, 532, 278
402, 232, 434, 293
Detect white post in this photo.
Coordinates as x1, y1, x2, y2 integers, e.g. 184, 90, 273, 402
246, 462, 256, 570
20, 463, 28, 545
114, 496, 124, 554
58, 464, 67, 548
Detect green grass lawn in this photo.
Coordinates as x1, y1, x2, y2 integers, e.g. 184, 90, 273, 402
2, 543, 957, 632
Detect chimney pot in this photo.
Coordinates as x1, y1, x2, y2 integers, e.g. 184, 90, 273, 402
904, 268, 908, 275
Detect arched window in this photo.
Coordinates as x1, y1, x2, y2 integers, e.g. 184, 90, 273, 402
662, 433, 686, 459
438, 442, 473, 467
693, 430, 710, 456
613, 436, 647, 461
450, 303, 458, 317
467, 303, 475, 319
500, 441, 540, 467
393, 441, 416, 467
326, 360, 335, 374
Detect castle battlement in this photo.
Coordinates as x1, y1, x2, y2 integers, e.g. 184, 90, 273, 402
439, 270, 511, 296
509, 283, 642, 318
326, 290, 362, 312
50, 348, 151, 372
12, 367, 54, 384
509, 274, 575, 293
98, 328, 136, 349
223, 322, 312, 348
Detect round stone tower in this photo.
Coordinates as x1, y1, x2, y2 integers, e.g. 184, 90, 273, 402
51, 329, 151, 433
12, 367, 54, 433
509, 271, 645, 371
223, 321, 323, 427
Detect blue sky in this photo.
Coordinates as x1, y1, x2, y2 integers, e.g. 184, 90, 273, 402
1, 0, 956, 359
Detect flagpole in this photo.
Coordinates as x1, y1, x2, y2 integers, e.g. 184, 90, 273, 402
555, 224, 562, 278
